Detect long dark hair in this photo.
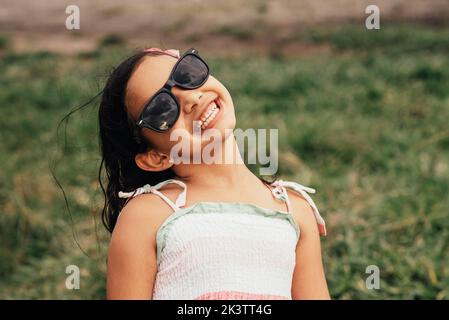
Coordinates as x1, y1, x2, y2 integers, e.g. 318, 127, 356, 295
98, 50, 177, 233
57, 48, 277, 236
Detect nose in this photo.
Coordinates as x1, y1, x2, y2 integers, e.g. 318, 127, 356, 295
172, 87, 204, 114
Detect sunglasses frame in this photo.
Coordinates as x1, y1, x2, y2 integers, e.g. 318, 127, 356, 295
136, 48, 210, 133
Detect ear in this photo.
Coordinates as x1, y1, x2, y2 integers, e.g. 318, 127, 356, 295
135, 149, 173, 172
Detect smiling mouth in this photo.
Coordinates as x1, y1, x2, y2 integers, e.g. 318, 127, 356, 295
196, 98, 222, 130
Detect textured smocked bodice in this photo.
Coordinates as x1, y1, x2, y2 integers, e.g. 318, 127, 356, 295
118, 179, 326, 300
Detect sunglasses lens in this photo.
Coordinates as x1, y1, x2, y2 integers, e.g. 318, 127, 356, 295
141, 92, 178, 131
173, 55, 209, 87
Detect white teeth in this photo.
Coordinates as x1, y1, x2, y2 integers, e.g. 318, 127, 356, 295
201, 108, 219, 129
197, 99, 221, 130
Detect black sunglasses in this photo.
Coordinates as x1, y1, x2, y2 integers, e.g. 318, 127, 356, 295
136, 48, 210, 132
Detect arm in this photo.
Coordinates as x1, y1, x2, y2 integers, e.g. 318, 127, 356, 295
288, 190, 331, 300
106, 195, 166, 299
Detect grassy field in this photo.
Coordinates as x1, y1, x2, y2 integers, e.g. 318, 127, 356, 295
1, 24, 449, 299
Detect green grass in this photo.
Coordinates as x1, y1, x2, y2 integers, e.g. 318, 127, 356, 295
0, 35, 9, 50
1, 24, 448, 299
301, 24, 449, 54
212, 25, 256, 40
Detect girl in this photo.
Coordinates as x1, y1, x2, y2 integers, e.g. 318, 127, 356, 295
102, 47, 330, 300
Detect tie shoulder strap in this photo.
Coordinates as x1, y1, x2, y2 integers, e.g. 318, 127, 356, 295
118, 179, 187, 212
271, 179, 327, 236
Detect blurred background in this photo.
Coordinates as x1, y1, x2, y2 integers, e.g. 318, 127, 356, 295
1, 0, 449, 299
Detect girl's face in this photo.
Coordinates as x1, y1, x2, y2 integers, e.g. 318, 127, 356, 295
125, 54, 236, 156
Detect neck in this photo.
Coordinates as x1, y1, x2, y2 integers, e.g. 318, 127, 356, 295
172, 134, 260, 189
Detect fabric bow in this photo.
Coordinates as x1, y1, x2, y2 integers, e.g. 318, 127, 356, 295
118, 179, 187, 210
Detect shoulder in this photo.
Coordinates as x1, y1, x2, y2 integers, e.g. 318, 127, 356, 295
109, 191, 175, 253
107, 192, 176, 299
286, 188, 321, 239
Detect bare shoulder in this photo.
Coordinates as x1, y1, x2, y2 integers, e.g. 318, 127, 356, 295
286, 189, 320, 239
107, 192, 175, 299
109, 192, 176, 252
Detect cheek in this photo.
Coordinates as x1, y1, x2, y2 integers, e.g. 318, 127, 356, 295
216, 80, 234, 108
142, 130, 177, 153
210, 76, 228, 94
208, 76, 234, 108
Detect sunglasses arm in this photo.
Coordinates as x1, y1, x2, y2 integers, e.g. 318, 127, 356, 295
163, 79, 176, 91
